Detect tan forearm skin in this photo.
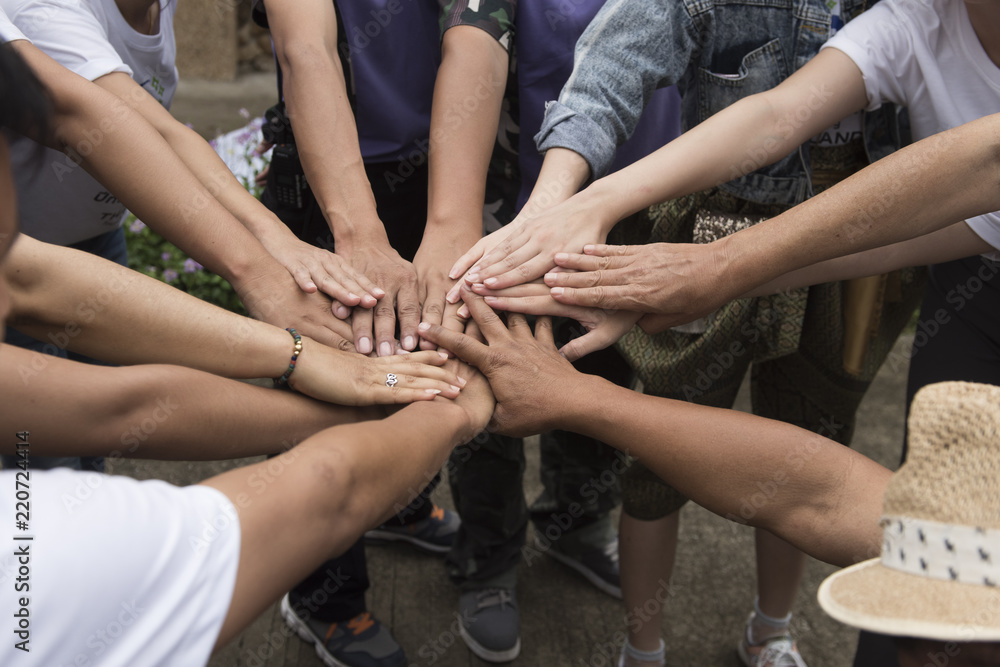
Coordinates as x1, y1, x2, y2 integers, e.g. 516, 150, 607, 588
722, 114, 1000, 297
5, 235, 292, 378
0, 347, 371, 460
556, 375, 888, 567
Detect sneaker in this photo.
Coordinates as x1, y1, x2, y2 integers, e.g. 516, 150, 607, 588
458, 588, 520, 662
365, 505, 460, 554
737, 615, 807, 667
535, 517, 621, 598
280, 594, 407, 667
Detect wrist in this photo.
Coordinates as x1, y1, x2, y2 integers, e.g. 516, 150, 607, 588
576, 181, 626, 237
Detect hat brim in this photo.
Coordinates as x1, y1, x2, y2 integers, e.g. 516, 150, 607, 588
818, 559, 1000, 642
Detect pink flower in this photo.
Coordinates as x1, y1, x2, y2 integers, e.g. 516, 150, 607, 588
129, 219, 146, 233
163, 269, 179, 283
183, 258, 203, 273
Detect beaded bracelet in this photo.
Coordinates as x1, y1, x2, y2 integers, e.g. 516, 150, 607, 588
273, 328, 302, 387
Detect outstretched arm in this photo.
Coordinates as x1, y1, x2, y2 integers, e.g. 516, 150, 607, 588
461, 46, 868, 289
5, 234, 464, 405
543, 113, 1000, 327
265, 0, 418, 357
0, 345, 373, 460
414, 22, 508, 349
8, 38, 361, 349
202, 361, 494, 647
420, 289, 889, 568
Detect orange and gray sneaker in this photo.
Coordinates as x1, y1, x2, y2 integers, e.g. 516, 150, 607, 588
280, 594, 407, 667
365, 504, 460, 554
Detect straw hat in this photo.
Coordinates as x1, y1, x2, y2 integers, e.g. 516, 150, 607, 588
818, 381, 1000, 641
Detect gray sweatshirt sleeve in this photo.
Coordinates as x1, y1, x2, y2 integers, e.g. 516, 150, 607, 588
534, 0, 700, 178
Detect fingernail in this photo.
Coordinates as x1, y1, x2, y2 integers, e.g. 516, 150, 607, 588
446, 292, 459, 304
403, 336, 415, 350
363, 295, 377, 307
457, 376, 467, 386
348, 292, 359, 301
379, 342, 392, 357
397, 349, 410, 355
448, 269, 460, 279
373, 288, 386, 298
425, 389, 442, 395
467, 273, 479, 283
551, 287, 564, 297
544, 273, 557, 282
359, 337, 372, 354
450, 385, 461, 393
438, 351, 449, 359
469, 265, 481, 274
484, 296, 497, 304
418, 322, 431, 331
555, 253, 568, 261
583, 245, 595, 253
484, 277, 497, 287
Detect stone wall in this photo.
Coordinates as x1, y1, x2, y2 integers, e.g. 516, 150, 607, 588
174, 0, 274, 80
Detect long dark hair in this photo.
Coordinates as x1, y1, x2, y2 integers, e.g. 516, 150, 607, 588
0, 41, 52, 141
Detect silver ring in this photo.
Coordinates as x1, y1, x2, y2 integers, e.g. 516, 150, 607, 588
385, 373, 398, 388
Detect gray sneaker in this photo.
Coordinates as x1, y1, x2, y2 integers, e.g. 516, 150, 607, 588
536, 516, 622, 599
280, 594, 407, 667
458, 588, 521, 662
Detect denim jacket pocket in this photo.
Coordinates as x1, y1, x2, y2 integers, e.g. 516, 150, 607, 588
696, 38, 806, 206
696, 38, 787, 121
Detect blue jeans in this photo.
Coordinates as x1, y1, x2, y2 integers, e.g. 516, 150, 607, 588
1, 227, 128, 473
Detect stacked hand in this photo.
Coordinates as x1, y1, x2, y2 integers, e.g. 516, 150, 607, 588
446, 195, 609, 299
544, 242, 734, 332
335, 238, 420, 357
459, 280, 641, 361
290, 339, 466, 406
418, 288, 583, 437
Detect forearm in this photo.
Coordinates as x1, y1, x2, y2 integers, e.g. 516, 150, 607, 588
267, 2, 384, 248
748, 221, 992, 296
5, 235, 297, 377
317, 398, 480, 529
558, 376, 888, 566
0, 347, 369, 460
518, 148, 592, 219
156, 119, 301, 250
726, 115, 1000, 290
14, 50, 268, 285
424, 26, 508, 251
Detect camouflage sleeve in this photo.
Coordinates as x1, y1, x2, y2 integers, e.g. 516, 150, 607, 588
438, 0, 515, 51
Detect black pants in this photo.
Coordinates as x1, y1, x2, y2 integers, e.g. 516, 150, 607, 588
266, 158, 438, 621
853, 255, 1000, 666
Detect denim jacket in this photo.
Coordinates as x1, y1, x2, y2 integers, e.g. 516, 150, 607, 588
534, 0, 905, 207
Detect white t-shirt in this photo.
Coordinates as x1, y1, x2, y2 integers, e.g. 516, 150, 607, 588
2, 0, 178, 245
0, 6, 26, 42
823, 0, 1000, 250
0, 468, 240, 666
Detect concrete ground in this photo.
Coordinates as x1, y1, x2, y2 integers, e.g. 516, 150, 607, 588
110, 75, 916, 667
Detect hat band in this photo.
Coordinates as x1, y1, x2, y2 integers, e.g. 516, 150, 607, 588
881, 515, 1000, 587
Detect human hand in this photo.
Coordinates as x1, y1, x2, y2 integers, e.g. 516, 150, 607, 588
463, 280, 641, 361
418, 288, 582, 437
546, 242, 734, 328
265, 235, 383, 315
234, 265, 358, 352
413, 239, 475, 352
337, 238, 420, 356
447, 197, 609, 294
445, 358, 495, 434
289, 340, 465, 405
